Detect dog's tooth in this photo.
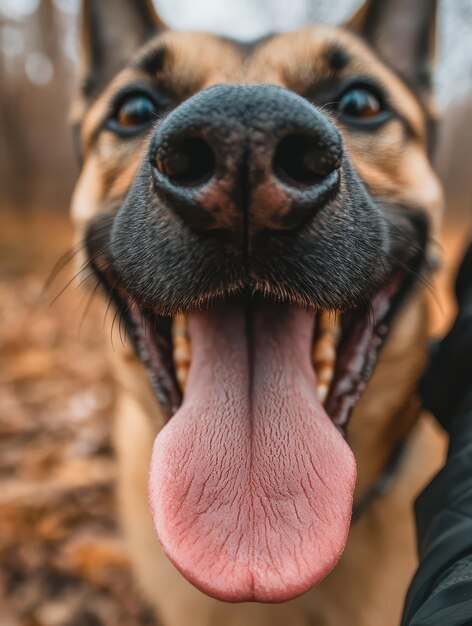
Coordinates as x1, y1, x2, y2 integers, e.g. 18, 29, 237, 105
317, 365, 334, 386
313, 334, 336, 366
173, 336, 191, 362
172, 315, 191, 391
312, 311, 340, 405
176, 365, 189, 390
172, 314, 188, 337
318, 310, 341, 338
317, 383, 329, 404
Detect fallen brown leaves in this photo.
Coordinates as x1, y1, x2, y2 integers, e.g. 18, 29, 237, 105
0, 213, 158, 626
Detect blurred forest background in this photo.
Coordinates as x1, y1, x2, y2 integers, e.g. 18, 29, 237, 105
1, 0, 472, 216
0, 1, 471, 625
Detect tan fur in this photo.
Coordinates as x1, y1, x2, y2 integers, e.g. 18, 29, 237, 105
72, 20, 445, 626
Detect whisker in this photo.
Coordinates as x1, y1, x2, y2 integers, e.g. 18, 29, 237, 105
48, 259, 93, 306
77, 278, 103, 339
48, 236, 125, 307
42, 242, 87, 293
42, 213, 118, 294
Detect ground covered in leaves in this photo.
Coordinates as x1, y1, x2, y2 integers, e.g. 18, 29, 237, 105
0, 211, 157, 626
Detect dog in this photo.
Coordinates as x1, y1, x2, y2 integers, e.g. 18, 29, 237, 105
70, 0, 444, 624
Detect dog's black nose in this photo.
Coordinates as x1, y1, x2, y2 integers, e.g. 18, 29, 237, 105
151, 84, 342, 233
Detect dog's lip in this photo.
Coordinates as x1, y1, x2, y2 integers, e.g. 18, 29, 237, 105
325, 270, 410, 429
84, 209, 426, 428
88, 258, 419, 432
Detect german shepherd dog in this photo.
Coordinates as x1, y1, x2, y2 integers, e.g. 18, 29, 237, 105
71, 0, 444, 624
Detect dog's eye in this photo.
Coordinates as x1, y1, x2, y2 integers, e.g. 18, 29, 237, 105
336, 86, 386, 125
111, 94, 158, 133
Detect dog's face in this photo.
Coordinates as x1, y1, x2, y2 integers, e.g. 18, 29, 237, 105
72, 0, 442, 604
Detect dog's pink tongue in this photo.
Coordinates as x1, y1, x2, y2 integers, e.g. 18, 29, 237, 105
149, 304, 356, 603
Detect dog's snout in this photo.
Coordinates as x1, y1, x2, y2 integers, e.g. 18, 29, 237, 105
151, 84, 342, 233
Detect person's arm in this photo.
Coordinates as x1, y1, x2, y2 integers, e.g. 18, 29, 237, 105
401, 242, 472, 626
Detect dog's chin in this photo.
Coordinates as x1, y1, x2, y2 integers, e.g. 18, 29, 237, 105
84, 215, 425, 603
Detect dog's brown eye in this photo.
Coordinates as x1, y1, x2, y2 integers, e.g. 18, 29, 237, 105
114, 94, 157, 132
338, 87, 382, 120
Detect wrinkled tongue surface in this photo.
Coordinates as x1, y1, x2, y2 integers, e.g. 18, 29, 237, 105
149, 304, 356, 603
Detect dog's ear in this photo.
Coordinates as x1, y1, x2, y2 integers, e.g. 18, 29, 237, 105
79, 0, 165, 99
346, 0, 438, 98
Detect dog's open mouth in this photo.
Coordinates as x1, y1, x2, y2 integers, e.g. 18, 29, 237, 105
86, 216, 424, 603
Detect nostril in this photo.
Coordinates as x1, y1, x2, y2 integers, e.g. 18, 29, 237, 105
156, 137, 216, 187
273, 135, 340, 188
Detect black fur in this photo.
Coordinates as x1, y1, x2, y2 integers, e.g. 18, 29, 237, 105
135, 46, 167, 76
325, 45, 351, 72
105, 85, 407, 317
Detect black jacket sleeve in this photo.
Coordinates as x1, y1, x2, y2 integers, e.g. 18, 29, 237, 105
401, 390, 472, 626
